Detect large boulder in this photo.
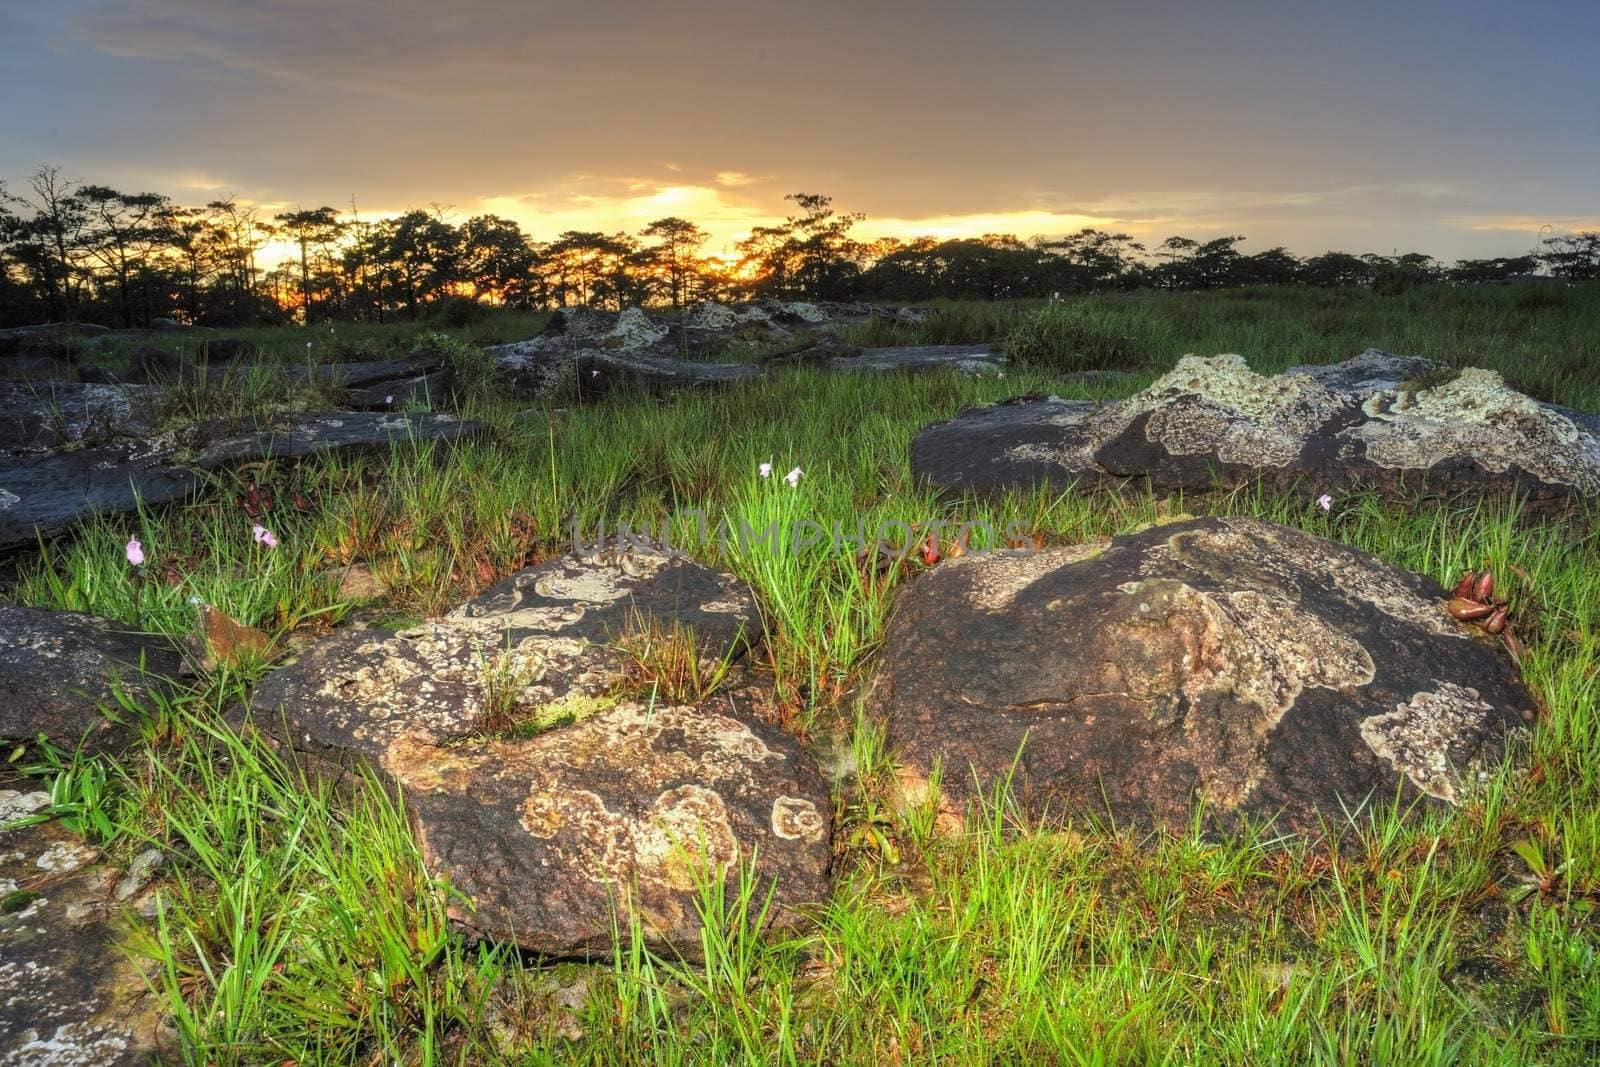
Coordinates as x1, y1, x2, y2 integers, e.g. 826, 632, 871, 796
0, 606, 188, 751
912, 351, 1600, 503
251, 546, 832, 956
0, 792, 173, 1064
874, 516, 1536, 836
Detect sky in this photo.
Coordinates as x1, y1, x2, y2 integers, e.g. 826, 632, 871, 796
1, 0, 1597, 263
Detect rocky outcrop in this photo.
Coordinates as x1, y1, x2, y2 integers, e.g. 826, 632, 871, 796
488, 300, 1003, 399
912, 351, 1600, 503
873, 516, 1536, 836
0, 606, 187, 751
250, 545, 832, 956
0, 792, 172, 1064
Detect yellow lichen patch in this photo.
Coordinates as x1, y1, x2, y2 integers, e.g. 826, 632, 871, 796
640, 785, 739, 891
1359, 683, 1496, 803
381, 732, 481, 795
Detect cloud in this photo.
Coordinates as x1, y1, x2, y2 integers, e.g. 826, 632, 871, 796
1446, 214, 1600, 235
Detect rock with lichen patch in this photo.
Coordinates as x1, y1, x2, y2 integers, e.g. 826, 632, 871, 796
399, 700, 831, 956
873, 516, 1536, 836
0, 379, 158, 453
912, 350, 1600, 502
0, 797, 173, 1064
251, 544, 832, 955
0, 606, 187, 752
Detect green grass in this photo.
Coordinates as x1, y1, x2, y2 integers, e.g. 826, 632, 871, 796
4, 290, 1600, 1063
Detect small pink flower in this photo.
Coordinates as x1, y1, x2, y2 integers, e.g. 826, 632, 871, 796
125, 537, 144, 566
784, 466, 803, 487
1316, 494, 1333, 511
252, 525, 279, 548
385, 395, 395, 405
758, 461, 773, 478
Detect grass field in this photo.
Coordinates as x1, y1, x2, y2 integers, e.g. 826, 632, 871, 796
4, 284, 1599, 1063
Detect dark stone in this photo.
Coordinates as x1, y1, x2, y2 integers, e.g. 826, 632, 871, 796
0, 798, 173, 1063
0, 447, 200, 549
911, 351, 1600, 503
0, 605, 187, 750
251, 546, 832, 956
874, 516, 1536, 836
909, 395, 1097, 494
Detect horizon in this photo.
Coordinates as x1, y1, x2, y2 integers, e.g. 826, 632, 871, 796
3, 1, 1597, 266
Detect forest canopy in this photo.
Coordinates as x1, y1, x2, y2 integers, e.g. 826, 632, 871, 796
2, 167, 1595, 328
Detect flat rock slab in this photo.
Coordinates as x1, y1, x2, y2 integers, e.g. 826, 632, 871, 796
874, 516, 1536, 836
828, 345, 1005, 377
0, 447, 202, 550
193, 411, 488, 469
0, 791, 172, 1064
0, 380, 158, 452
252, 546, 831, 955
912, 350, 1600, 503
0, 606, 187, 751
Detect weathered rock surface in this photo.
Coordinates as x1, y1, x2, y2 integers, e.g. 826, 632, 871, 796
0, 413, 487, 548
0, 791, 172, 1064
0, 447, 202, 549
0, 379, 157, 452
874, 516, 1536, 835
251, 546, 831, 955
912, 350, 1600, 502
0, 605, 188, 751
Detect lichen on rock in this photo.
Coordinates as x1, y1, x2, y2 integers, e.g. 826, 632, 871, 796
913, 350, 1600, 503
250, 545, 832, 956
875, 516, 1536, 836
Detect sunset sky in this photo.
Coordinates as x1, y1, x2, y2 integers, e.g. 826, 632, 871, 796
2, 1, 1596, 263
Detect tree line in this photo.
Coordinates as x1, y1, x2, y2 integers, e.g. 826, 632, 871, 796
2, 166, 1596, 328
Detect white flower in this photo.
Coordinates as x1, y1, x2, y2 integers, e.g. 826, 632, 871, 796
305, 341, 312, 350
1316, 494, 1334, 511
758, 461, 773, 478
385, 395, 395, 405
784, 466, 803, 487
